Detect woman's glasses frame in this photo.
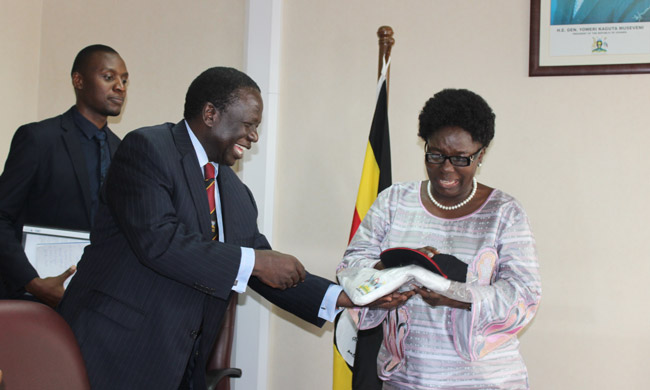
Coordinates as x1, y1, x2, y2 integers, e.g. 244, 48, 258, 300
424, 145, 483, 167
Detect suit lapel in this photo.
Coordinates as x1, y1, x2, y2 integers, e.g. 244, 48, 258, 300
172, 121, 212, 239
106, 128, 120, 158
558, 0, 577, 24
60, 108, 93, 224
574, 0, 597, 22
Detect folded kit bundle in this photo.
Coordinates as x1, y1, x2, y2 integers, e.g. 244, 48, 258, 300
337, 248, 468, 306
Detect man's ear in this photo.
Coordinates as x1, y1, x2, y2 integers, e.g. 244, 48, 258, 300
202, 102, 220, 127
72, 72, 83, 90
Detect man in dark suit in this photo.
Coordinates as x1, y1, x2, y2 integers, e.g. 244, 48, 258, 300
58, 67, 379, 390
552, 0, 650, 25
0, 44, 127, 306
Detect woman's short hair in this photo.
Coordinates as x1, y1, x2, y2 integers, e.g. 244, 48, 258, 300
418, 89, 495, 147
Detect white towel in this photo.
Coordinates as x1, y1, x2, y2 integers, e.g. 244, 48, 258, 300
338, 265, 452, 306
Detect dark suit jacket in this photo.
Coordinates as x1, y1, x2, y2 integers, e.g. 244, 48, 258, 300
58, 121, 332, 390
0, 107, 120, 298
552, 0, 650, 25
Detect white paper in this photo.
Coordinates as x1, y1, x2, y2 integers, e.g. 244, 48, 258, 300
22, 225, 90, 287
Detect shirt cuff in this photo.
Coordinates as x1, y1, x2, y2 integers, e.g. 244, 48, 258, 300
318, 284, 344, 322
233, 247, 254, 293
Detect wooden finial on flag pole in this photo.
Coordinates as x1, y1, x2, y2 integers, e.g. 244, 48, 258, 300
377, 26, 394, 101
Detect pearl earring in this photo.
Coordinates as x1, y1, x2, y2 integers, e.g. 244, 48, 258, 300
478, 162, 483, 167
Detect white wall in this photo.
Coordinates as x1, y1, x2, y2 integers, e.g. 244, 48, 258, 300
270, 1, 650, 389
2, 1, 649, 389
0, 0, 42, 160
34, 0, 246, 137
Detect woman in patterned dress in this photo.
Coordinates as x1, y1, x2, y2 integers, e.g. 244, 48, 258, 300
338, 89, 541, 389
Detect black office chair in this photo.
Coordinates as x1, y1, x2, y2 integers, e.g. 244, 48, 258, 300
0, 300, 90, 390
205, 294, 242, 390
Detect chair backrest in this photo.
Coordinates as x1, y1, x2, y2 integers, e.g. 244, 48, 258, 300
0, 300, 90, 390
205, 293, 241, 390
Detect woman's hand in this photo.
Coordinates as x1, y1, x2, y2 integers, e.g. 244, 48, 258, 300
416, 246, 439, 258
412, 247, 470, 310
412, 286, 471, 311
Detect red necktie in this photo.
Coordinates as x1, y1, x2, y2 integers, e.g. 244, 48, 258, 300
204, 163, 218, 241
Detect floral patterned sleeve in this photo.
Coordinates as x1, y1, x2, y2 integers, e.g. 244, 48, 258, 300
451, 201, 542, 361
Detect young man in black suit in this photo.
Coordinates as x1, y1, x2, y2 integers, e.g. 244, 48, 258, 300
0, 44, 128, 306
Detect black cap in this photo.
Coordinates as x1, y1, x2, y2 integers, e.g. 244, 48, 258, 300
380, 247, 467, 282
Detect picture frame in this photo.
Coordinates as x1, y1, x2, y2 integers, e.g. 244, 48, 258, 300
529, 0, 650, 76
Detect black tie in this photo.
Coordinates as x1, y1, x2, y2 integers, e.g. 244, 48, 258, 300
95, 131, 110, 186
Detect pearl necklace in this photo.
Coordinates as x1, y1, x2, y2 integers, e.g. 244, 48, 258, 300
427, 177, 477, 211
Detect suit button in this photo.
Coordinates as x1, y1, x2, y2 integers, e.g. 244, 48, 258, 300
190, 330, 199, 339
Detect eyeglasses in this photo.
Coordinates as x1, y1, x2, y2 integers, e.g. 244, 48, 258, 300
424, 145, 483, 167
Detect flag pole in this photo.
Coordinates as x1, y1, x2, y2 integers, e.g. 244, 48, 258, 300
377, 26, 395, 102
333, 27, 395, 390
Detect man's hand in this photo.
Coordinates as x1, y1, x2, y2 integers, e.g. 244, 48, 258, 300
253, 250, 306, 290
336, 289, 414, 309
24, 265, 76, 307
336, 291, 354, 308
365, 290, 415, 310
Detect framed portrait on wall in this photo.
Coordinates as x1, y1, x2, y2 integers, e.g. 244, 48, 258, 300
529, 0, 650, 76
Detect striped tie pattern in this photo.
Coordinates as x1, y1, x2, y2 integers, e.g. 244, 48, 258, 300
204, 163, 218, 241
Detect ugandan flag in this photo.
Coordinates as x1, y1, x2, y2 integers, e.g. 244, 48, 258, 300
333, 60, 391, 390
